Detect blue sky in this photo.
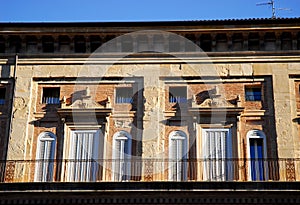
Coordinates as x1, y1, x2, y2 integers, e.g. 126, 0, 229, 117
0, 0, 299, 22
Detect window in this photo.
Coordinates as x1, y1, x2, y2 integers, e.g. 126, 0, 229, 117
137, 35, 148, 52
169, 36, 181, 52
200, 34, 212, 52
169, 86, 187, 103
9, 36, 21, 53
153, 35, 165, 52
184, 34, 197, 52
42, 87, 60, 104
59, 35, 70, 52
34, 132, 56, 182
121, 36, 133, 52
245, 87, 262, 101
169, 131, 188, 181
247, 130, 268, 181
67, 130, 100, 182
0, 87, 6, 105
112, 131, 132, 181
248, 33, 260, 51
0, 36, 5, 53
74, 36, 86, 53
115, 87, 133, 104
232, 33, 243, 51
281, 32, 292, 50
264, 32, 276, 51
42, 36, 54, 53
216, 33, 227, 52
26, 36, 37, 52
90, 35, 101, 52
202, 128, 233, 181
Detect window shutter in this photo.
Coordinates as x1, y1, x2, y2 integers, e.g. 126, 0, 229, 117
34, 132, 56, 182
168, 131, 187, 181
112, 131, 132, 181
68, 130, 99, 182
203, 129, 231, 181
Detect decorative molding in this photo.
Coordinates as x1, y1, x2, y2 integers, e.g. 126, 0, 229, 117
194, 86, 240, 108
61, 87, 110, 109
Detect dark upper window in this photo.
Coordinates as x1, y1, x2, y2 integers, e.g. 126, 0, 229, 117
248, 33, 260, 51
281, 32, 292, 50
169, 36, 181, 52
74, 36, 86, 53
245, 87, 262, 101
200, 34, 212, 52
9, 36, 21, 53
115, 87, 133, 104
90, 35, 102, 52
42, 36, 54, 53
0, 36, 5, 53
169, 86, 187, 103
0, 87, 6, 105
232, 33, 243, 51
42, 87, 60, 104
121, 36, 133, 52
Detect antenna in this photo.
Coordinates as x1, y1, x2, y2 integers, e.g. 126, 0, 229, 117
256, 0, 276, 18
256, 0, 292, 19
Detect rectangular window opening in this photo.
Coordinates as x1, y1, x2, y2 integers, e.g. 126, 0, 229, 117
169, 86, 187, 103
115, 87, 133, 104
0, 87, 6, 105
245, 87, 262, 101
42, 87, 60, 104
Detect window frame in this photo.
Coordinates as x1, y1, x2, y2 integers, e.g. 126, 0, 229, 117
115, 87, 133, 104
245, 86, 262, 101
112, 131, 132, 181
42, 87, 60, 105
202, 128, 233, 181
169, 86, 187, 103
168, 130, 188, 181
0, 87, 6, 105
34, 132, 56, 182
67, 129, 100, 182
246, 130, 268, 181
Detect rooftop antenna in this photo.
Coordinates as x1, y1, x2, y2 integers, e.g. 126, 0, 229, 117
256, 0, 276, 18
256, 0, 292, 19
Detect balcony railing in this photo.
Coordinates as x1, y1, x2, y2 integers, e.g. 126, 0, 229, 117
0, 158, 298, 183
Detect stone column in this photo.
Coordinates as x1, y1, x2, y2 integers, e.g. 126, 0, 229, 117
259, 32, 265, 51
275, 32, 281, 51
211, 33, 216, 52
227, 32, 233, 51
85, 36, 91, 53
291, 32, 298, 50
242, 33, 248, 51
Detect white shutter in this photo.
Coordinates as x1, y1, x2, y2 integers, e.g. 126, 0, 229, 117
169, 138, 177, 181
112, 131, 132, 181
202, 129, 231, 181
68, 130, 99, 182
34, 132, 56, 182
168, 131, 187, 181
113, 139, 121, 181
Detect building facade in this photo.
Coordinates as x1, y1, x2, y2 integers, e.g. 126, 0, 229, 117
0, 18, 300, 203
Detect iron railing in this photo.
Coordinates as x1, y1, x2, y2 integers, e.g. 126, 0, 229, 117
0, 158, 298, 183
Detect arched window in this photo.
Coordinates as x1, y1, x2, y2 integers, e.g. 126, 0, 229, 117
112, 131, 132, 181
34, 132, 56, 182
247, 130, 268, 181
168, 130, 188, 181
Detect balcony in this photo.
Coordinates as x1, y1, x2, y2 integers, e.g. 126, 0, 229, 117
0, 158, 298, 183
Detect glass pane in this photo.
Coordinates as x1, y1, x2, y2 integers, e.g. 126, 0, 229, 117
250, 138, 264, 181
